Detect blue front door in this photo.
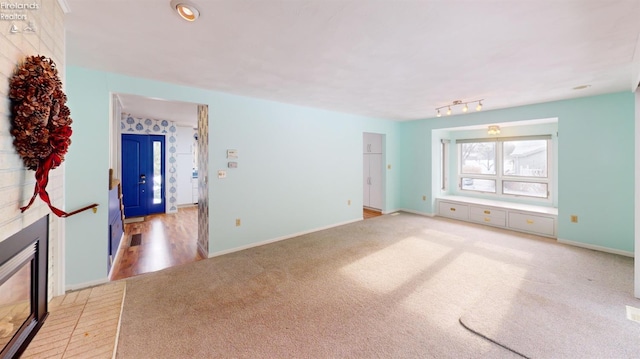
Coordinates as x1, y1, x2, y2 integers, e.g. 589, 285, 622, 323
122, 134, 165, 217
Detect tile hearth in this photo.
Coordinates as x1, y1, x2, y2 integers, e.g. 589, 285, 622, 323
21, 282, 125, 359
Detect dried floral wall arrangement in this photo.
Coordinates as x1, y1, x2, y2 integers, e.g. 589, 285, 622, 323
9, 55, 73, 217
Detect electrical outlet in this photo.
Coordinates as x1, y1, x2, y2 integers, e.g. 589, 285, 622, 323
422, 195, 427, 201
235, 218, 241, 226
570, 215, 578, 223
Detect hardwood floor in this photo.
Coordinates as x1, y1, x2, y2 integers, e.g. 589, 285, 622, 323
363, 208, 382, 219
110, 206, 202, 281
110, 206, 381, 281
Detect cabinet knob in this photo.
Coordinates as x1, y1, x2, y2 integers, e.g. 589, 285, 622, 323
526, 219, 534, 224
450, 208, 456, 211
484, 210, 490, 214
484, 217, 490, 222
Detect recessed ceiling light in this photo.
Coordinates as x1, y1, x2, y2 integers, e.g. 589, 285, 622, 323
170, 0, 200, 22
573, 85, 591, 90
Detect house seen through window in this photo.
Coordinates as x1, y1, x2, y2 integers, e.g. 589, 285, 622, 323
458, 137, 550, 199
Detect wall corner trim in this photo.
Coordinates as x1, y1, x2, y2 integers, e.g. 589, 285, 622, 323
557, 238, 634, 258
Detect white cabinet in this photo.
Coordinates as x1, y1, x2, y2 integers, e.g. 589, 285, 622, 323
363, 132, 382, 154
176, 154, 194, 205
508, 212, 555, 236
176, 126, 195, 154
469, 205, 506, 227
438, 201, 469, 220
436, 196, 557, 238
363, 153, 382, 210
191, 178, 198, 204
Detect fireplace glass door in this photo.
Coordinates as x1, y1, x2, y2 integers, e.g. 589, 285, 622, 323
0, 261, 32, 350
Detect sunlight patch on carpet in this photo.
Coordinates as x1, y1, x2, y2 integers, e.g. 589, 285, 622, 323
341, 236, 451, 293
421, 229, 466, 243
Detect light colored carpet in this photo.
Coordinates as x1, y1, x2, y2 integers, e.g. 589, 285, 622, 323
116, 212, 640, 358
460, 283, 640, 358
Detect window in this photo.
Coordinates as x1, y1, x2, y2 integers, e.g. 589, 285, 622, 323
457, 136, 551, 199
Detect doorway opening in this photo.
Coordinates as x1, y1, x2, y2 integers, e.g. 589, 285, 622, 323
363, 132, 385, 219
109, 93, 208, 280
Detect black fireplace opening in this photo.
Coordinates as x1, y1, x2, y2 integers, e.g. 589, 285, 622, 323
0, 216, 48, 359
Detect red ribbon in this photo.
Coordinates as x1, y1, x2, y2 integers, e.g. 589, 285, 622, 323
20, 153, 69, 217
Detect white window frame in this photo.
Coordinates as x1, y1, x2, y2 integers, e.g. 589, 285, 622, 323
456, 135, 553, 202
441, 139, 450, 191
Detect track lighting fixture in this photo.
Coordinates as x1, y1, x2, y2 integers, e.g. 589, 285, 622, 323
435, 99, 484, 117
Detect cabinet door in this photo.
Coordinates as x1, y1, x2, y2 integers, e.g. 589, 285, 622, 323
508, 212, 555, 236
363, 154, 370, 206
176, 154, 193, 205
438, 201, 469, 220
369, 133, 382, 153
368, 154, 383, 209
363, 133, 383, 154
176, 126, 194, 154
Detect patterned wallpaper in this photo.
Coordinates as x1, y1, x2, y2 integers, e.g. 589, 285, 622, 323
197, 105, 209, 257
120, 114, 179, 213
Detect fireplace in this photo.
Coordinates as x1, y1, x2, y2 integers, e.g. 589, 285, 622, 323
0, 216, 48, 359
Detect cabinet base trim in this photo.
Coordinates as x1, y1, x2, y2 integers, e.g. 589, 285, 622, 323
558, 238, 633, 258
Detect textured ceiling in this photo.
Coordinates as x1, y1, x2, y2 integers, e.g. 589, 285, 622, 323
65, 0, 640, 121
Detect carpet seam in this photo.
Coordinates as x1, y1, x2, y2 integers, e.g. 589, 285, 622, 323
458, 317, 529, 359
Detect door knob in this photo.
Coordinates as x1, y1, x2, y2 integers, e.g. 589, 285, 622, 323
139, 174, 146, 184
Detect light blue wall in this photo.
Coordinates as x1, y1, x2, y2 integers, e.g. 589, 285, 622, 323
65, 66, 400, 287
399, 92, 635, 253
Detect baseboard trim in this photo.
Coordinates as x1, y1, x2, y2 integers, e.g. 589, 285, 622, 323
209, 218, 362, 259
396, 208, 435, 217
107, 232, 126, 280
558, 238, 634, 258
65, 277, 109, 292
